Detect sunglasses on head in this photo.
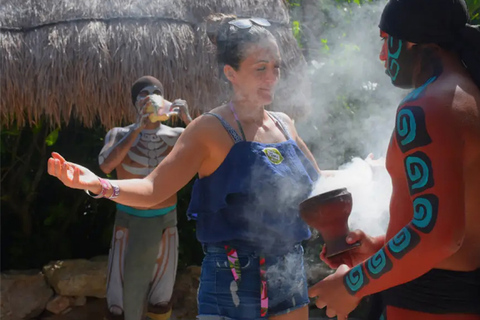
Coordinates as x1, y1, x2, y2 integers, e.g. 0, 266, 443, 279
228, 17, 271, 29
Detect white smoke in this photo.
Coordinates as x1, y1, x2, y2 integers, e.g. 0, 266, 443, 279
294, 0, 406, 238
310, 156, 391, 237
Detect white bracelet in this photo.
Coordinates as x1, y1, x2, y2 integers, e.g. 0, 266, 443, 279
84, 177, 109, 199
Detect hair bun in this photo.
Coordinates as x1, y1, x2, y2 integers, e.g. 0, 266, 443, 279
206, 13, 237, 46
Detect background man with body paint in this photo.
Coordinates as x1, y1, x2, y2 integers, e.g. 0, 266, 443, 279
99, 76, 192, 320
308, 0, 480, 319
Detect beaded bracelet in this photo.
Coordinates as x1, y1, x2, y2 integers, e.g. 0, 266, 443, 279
108, 182, 120, 200
85, 178, 110, 199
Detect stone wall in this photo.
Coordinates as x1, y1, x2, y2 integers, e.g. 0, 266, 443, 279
0, 256, 201, 319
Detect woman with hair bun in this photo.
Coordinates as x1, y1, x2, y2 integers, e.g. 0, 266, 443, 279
48, 12, 320, 320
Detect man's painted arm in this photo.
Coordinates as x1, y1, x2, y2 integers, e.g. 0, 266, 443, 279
343, 102, 465, 298
98, 126, 141, 174
171, 99, 193, 125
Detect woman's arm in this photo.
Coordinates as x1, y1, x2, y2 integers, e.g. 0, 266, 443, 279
48, 116, 211, 208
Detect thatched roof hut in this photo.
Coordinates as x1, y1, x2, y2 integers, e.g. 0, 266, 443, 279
0, 0, 309, 128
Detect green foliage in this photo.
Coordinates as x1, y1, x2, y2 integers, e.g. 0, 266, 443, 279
335, 0, 369, 4
45, 128, 59, 146
320, 38, 330, 53
285, 0, 301, 7
286, 0, 479, 169
1, 116, 202, 271
1, 118, 113, 270
466, 0, 480, 22
292, 20, 303, 48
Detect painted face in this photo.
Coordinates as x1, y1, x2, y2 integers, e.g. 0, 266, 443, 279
379, 31, 418, 89
227, 37, 281, 105
135, 85, 167, 121
135, 85, 163, 102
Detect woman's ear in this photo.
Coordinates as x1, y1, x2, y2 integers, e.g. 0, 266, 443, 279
224, 65, 236, 83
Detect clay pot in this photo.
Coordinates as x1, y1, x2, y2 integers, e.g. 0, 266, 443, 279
299, 188, 359, 257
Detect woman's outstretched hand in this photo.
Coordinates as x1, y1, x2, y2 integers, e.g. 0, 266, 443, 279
47, 152, 101, 193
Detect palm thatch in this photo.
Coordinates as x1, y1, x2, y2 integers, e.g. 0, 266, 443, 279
0, 0, 310, 128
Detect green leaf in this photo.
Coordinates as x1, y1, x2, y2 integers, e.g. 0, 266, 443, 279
43, 215, 55, 226
1, 128, 20, 136
45, 129, 59, 146
292, 20, 302, 48
32, 122, 43, 134
320, 39, 330, 52
286, 0, 300, 7
292, 20, 301, 37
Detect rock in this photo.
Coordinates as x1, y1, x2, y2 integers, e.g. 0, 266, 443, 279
0, 270, 54, 320
71, 296, 87, 306
43, 259, 107, 298
60, 307, 73, 315
171, 266, 201, 319
39, 298, 108, 320
46, 295, 72, 315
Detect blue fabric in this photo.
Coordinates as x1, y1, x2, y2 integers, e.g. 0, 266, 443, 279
187, 137, 319, 253
198, 243, 309, 319
116, 203, 177, 217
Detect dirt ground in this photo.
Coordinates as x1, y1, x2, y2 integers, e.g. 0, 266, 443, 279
38, 298, 358, 320
39, 298, 111, 320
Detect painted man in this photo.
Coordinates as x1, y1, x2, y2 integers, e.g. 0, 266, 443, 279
308, 0, 480, 319
100, 76, 192, 320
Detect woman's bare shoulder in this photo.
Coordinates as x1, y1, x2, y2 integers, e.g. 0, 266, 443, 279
184, 105, 230, 135
269, 111, 296, 130
271, 111, 293, 122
